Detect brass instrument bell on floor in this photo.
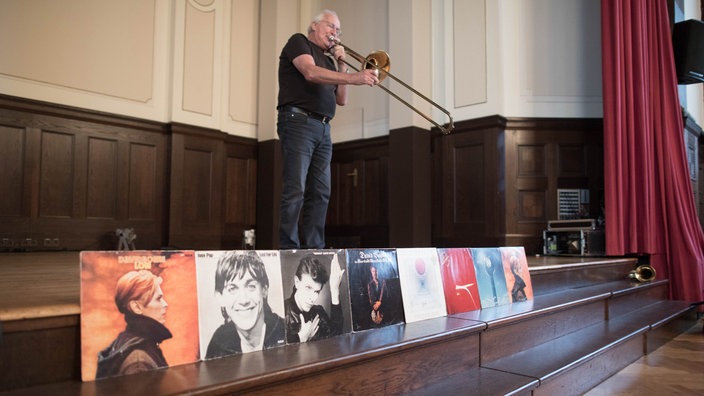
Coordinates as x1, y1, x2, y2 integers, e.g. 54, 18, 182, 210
629, 264, 656, 282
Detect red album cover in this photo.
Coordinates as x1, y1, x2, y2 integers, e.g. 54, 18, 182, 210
80, 250, 199, 381
396, 248, 447, 323
500, 247, 534, 302
437, 248, 481, 314
279, 249, 352, 344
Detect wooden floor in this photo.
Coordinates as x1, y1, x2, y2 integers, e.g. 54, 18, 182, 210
0, 251, 80, 321
585, 320, 704, 395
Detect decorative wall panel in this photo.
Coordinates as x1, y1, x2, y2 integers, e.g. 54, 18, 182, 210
0, 95, 167, 250
86, 137, 118, 219
127, 143, 159, 221
0, 125, 25, 217
39, 131, 75, 218
327, 137, 390, 248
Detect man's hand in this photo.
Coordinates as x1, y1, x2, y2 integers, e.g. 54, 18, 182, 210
329, 255, 345, 305
351, 69, 379, 86
331, 44, 346, 62
298, 313, 320, 342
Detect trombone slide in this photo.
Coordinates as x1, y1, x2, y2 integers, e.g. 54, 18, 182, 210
329, 36, 454, 135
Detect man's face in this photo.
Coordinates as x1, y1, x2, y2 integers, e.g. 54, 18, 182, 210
219, 272, 267, 331
311, 13, 341, 49
294, 273, 324, 312
139, 284, 168, 324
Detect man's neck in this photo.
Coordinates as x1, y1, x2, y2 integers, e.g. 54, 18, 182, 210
308, 34, 330, 51
236, 321, 266, 352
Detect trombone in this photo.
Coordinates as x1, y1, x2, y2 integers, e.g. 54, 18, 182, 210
330, 36, 454, 135
629, 264, 656, 282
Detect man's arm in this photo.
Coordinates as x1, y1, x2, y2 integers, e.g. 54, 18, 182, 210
329, 255, 345, 305
327, 255, 345, 335
331, 45, 348, 105
292, 53, 378, 95
328, 302, 344, 335
284, 299, 302, 343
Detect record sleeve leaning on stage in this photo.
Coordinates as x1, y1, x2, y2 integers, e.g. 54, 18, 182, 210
95, 270, 172, 379
205, 251, 286, 359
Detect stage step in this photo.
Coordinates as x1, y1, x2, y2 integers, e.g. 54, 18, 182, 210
0, 255, 697, 395
528, 255, 638, 296
407, 279, 694, 395
481, 300, 694, 395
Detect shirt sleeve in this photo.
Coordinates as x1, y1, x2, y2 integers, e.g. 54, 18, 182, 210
328, 303, 344, 336
282, 33, 311, 63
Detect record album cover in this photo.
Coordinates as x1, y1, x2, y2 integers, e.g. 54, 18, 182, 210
396, 248, 447, 322
500, 247, 534, 303
437, 247, 482, 314
345, 249, 405, 331
80, 250, 199, 381
280, 249, 352, 344
470, 247, 511, 308
195, 250, 286, 360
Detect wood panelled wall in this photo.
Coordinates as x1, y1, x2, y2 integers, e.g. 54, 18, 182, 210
328, 117, 603, 254
167, 124, 258, 250
432, 116, 604, 254
0, 96, 257, 252
326, 136, 390, 248
0, 96, 168, 250
0, 96, 604, 254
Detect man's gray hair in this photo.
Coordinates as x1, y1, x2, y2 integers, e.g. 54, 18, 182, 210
308, 9, 338, 34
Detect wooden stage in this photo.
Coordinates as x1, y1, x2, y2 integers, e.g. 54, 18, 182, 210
0, 251, 633, 323
0, 252, 80, 322
2, 251, 696, 395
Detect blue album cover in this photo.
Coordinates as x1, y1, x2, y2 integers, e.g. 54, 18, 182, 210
470, 247, 510, 308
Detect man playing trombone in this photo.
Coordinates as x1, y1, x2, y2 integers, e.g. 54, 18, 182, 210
277, 9, 379, 250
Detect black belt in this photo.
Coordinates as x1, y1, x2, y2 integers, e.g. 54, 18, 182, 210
279, 105, 331, 124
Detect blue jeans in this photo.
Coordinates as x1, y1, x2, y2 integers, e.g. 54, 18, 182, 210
277, 110, 332, 249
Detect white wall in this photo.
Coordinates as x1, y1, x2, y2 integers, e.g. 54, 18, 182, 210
0, 0, 172, 121
0, 0, 698, 143
311, 0, 391, 142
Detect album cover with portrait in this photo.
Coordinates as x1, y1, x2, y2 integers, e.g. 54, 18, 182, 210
499, 246, 534, 303
80, 250, 199, 382
469, 247, 511, 308
279, 249, 352, 344
437, 247, 482, 314
396, 248, 447, 323
195, 250, 286, 360
345, 248, 405, 332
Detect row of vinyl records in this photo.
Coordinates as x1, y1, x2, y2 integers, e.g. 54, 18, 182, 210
80, 247, 534, 381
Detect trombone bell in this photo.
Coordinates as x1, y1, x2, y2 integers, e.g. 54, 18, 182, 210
629, 264, 656, 282
363, 51, 390, 82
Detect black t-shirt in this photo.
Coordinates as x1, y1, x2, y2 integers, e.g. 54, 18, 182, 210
277, 33, 338, 118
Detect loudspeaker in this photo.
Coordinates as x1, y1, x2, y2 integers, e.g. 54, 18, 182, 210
673, 19, 704, 85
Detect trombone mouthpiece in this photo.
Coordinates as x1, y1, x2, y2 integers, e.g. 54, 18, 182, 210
328, 35, 339, 44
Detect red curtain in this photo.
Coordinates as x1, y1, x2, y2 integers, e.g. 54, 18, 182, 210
601, 0, 704, 304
